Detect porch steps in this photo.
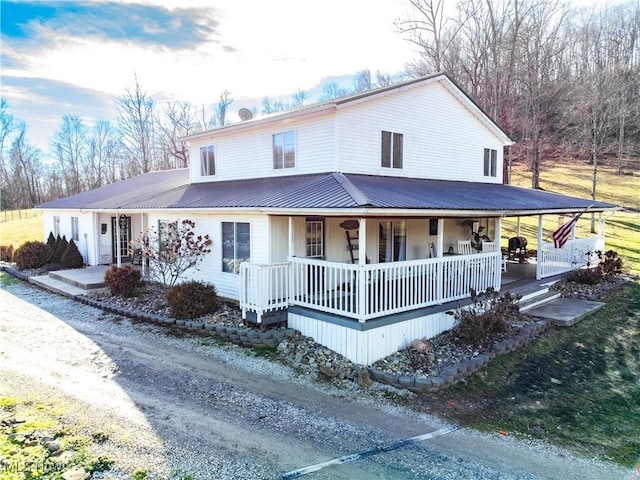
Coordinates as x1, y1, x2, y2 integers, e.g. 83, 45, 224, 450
28, 266, 109, 298
518, 289, 562, 313
49, 269, 107, 290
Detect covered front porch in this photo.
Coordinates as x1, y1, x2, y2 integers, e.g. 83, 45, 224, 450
239, 213, 606, 325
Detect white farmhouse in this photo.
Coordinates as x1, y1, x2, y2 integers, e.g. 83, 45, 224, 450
38, 73, 616, 364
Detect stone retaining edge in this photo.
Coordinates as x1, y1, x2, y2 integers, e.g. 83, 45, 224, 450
367, 318, 554, 393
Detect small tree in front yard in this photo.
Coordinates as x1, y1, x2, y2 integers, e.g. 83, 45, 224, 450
134, 219, 212, 288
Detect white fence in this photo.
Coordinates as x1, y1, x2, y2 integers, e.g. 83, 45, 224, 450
240, 262, 290, 323
538, 236, 605, 279
240, 252, 502, 323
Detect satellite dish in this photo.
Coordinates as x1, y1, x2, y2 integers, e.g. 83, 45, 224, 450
238, 108, 253, 121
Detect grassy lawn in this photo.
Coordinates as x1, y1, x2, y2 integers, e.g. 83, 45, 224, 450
411, 281, 640, 468
506, 163, 640, 275
0, 209, 43, 249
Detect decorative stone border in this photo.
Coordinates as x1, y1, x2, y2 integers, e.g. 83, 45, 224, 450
367, 319, 554, 393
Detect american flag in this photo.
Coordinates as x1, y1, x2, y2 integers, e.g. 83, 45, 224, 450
552, 208, 588, 249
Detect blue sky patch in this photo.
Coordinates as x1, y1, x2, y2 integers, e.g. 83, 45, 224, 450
1, 1, 219, 49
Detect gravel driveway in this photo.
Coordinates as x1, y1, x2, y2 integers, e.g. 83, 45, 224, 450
0, 279, 627, 479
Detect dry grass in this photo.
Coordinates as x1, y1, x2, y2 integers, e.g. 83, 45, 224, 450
0, 209, 43, 248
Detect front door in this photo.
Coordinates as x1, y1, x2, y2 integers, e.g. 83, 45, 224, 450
111, 216, 132, 263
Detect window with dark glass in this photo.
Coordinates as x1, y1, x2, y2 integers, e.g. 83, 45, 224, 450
381, 131, 403, 169
200, 145, 215, 176
484, 148, 497, 177
379, 221, 407, 262
71, 217, 79, 241
273, 131, 295, 169
222, 222, 251, 274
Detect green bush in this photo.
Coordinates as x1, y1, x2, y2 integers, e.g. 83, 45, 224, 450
13, 241, 52, 269
61, 239, 84, 269
51, 235, 68, 264
165, 280, 218, 319
0, 244, 14, 262
104, 265, 141, 297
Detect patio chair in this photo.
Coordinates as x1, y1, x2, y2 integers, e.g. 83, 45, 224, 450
481, 241, 497, 252
457, 239, 473, 255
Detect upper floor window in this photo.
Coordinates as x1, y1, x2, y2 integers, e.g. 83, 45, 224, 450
484, 148, 497, 177
381, 131, 403, 169
200, 145, 216, 176
71, 217, 79, 241
273, 131, 295, 169
222, 222, 251, 274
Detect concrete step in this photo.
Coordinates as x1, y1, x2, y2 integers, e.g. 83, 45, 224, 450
49, 268, 107, 290
519, 289, 562, 313
29, 275, 87, 298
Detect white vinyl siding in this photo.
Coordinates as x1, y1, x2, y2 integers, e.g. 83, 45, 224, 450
336, 82, 504, 183
189, 113, 334, 183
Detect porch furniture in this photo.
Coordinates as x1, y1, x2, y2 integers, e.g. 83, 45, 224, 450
457, 240, 473, 255
508, 236, 528, 260
481, 241, 497, 252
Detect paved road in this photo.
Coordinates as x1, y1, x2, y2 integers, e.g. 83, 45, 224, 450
0, 279, 627, 479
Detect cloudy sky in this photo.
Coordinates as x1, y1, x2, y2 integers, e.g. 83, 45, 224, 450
1, 0, 419, 149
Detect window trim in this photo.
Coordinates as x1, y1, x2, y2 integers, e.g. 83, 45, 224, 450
200, 145, 216, 176
305, 217, 324, 258
378, 220, 407, 263
381, 130, 403, 169
222, 221, 251, 274
273, 130, 296, 169
71, 216, 79, 242
484, 148, 497, 177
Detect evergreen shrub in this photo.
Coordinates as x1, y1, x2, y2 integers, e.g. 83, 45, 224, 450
61, 239, 84, 269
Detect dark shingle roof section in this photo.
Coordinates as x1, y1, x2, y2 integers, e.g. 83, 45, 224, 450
38, 169, 617, 214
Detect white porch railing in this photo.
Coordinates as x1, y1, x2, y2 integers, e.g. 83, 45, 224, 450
240, 252, 502, 323
538, 236, 605, 279
240, 262, 290, 323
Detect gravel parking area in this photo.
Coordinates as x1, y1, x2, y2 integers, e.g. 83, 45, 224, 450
0, 277, 628, 479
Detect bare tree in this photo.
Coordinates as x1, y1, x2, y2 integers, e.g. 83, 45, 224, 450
51, 115, 89, 195
118, 75, 157, 175
158, 100, 199, 169
291, 88, 309, 108
215, 90, 233, 126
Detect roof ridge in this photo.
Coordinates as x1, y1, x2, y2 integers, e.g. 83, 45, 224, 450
331, 172, 370, 207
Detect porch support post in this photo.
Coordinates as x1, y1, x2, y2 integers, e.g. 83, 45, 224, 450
516, 217, 521, 237
436, 218, 444, 258
536, 215, 543, 280
94, 212, 100, 266
288, 217, 295, 257
116, 215, 122, 268
358, 218, 367, 323
358, 218, 367, 265
140, 213, 146, 278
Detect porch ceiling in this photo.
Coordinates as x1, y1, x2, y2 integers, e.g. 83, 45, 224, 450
37, 169, 617, 216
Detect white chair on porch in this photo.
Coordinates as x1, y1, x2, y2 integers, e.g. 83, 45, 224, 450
457, 239, 473, 255
481, 241, 497, 252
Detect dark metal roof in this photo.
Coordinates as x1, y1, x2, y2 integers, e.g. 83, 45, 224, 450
38, 170, 617, 214
37, 169, 190, 210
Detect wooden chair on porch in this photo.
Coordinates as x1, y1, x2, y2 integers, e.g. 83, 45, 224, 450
457, 239, 473, 255
481, 241, 497, 252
